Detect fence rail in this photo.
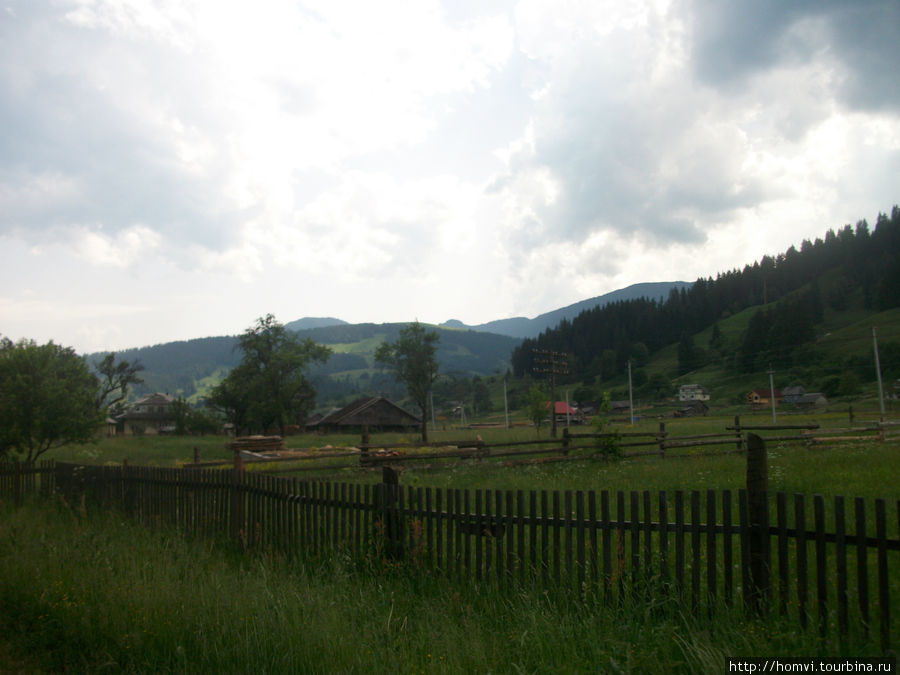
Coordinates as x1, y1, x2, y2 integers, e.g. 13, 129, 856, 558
195, 417, 897, 474
1, 457, 897, 652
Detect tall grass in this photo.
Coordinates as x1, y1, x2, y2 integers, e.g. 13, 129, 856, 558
0, 498, 879, 673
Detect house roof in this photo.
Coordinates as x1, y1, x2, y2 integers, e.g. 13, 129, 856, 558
133, 393, 174, 405
313, 396, 420, 428
749, 389, 783, 398
120, 392, 175, 421
545, 401, 577, 415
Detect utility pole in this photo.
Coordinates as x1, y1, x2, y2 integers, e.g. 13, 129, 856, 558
768, 365, 776, 423
533, 348, 570, 438
873, 327, 886, 423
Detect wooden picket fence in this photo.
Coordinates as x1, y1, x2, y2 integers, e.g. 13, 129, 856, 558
1, 459, 897, 651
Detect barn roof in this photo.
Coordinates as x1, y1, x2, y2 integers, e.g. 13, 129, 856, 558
313, 396, 420, 428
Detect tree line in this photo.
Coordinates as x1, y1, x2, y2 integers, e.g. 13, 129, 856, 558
512, 206, 900, 388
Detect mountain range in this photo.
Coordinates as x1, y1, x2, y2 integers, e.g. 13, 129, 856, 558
283, 281, 691, 340
101, 281, 689, 405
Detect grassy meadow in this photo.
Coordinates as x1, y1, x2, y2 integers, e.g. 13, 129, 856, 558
1, 496, 893, 673
44, 412, 899, 503
2, 415, 896, 671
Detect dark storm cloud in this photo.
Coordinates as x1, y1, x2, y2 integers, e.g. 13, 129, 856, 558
505, 46, 759, 250
690, 0, 900, 110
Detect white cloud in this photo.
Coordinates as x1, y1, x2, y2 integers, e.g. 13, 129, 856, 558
0, 0, 897, 352
70, 225, 162, 268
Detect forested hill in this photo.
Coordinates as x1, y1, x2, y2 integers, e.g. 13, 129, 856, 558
512, 206, 900, 382
100, 323, 520, 403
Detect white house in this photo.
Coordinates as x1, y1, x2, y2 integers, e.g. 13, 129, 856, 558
678, 384, 710, 402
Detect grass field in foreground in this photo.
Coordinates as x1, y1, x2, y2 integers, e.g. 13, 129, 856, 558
0, 500, 891, 673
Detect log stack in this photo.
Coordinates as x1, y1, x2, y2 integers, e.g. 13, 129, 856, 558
226, 435, 285, 455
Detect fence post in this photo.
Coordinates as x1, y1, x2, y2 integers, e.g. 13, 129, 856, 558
360, 425, 370, 465
734, 415, 743, 452
231, 453, 245, 545
562, 428, 570, 455
380, 465, 403, 559
658, 421, 666, 457
746, 432, 770, 613
122, 459, 134, 517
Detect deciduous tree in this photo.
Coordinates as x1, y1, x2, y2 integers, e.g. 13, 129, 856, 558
0, 338, 103, 461
92, 352, 144, 413
210, 315, 331, 435
375, 321, 440, 442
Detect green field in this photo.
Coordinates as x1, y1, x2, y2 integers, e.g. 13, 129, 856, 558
45, 414, 898, 502
1, 418, 893, 671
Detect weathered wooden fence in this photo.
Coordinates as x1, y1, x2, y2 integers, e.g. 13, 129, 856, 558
186, 418, 898, 474
1, 459, 897, 651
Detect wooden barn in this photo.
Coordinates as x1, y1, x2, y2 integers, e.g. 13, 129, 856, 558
308, 396, 421, 433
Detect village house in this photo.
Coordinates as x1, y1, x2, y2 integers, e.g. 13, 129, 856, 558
678, 384, 710, 402
795, 392, 828, 411
782, 385, 805, 403
115, 393, 176, 436
746, 388, 784, 407
675, 400, 709, 417
545, 401, 584, 425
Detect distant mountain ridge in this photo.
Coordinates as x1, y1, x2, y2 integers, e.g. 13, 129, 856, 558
89, 281, 692, 406
441, 282, 692, 338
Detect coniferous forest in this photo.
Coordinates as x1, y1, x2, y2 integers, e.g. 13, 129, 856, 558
511, 206, 900, 395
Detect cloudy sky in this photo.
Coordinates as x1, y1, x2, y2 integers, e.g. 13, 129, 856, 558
2, 0, 898, 353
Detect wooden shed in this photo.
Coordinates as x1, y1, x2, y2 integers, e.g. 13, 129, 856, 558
308, 396, 421, 433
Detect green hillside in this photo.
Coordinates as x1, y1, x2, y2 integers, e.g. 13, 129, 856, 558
97, 323, 520, 408
515, 206, 900, 415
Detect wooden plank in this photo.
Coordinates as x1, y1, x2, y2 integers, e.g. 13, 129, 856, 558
723, 490, 733, 607
776, 492, 788, 616
643, 491, 652, 587
796, 493, 808, 630
602, 490, 611, 603
435, 488, 444, 574
495, 490, 504, 586
589, 491, 598, 594
631, 491, 640, 602
506, 490, 515, 585
548, 491, 558, 588
739, 489, 750, 612
659, 491, 669, 589
464, 489, 471, 574
530, 490, 539, 585
675, 490, 685, 601
875, 499, 889, 653
517, 490, 526, 587
576, 491, 586, 592
475, 489, 483, 581
691, 491, 701, 614
707, 490, 717, 611
856, 497, 869, 638
814, 495, 828, 638
617, 491, 626, 604
455, 489, 463, 579
835, 496, 848, 638
541, 490, 550, 588
566, 490, 575, 588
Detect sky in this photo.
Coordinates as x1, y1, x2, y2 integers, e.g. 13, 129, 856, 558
2, 0, 898, 354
